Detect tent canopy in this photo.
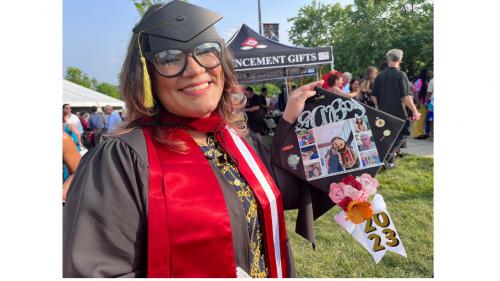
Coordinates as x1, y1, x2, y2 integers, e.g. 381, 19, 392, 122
63, 80, 125, 108
226, 24, 333, 72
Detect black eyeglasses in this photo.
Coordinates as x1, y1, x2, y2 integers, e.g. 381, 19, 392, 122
152, 42, 223, 78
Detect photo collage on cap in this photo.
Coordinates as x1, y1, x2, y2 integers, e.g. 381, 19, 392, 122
296, 115, 382, 181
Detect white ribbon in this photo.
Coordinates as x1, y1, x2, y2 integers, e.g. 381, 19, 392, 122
334, 194, 407, 263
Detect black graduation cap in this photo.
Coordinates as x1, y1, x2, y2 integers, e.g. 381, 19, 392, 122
133, 0, 224, 56
273, 87, 406, 194
131, 0, 224, 109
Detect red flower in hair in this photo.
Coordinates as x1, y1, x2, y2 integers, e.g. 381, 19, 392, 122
322, 70, 342, 89
338, 196, 353, 212
341, 175, 362, 190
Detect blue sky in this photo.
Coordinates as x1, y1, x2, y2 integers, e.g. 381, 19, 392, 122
63, 0, 352, 85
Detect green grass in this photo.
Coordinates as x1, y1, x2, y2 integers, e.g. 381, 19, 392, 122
285, 155, 434, 278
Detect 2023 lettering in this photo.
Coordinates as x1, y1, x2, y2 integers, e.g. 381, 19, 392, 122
364, 211, 400, 252
295, 98, 366, 132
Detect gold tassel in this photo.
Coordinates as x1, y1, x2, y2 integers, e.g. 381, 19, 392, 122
138, 33, 154, 108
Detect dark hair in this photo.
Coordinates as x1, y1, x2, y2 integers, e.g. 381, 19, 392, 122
331, 136, 344, 143
327, 74, 342, 88
245, 86, 254, 92
417, 67, 433, 100
91, 106, 98, 113
349, 78, 360, 89
261, 87, 267, 92
63, 104, 70, 110
118, 4, 242, 152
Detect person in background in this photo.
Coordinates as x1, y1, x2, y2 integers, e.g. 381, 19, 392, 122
63, 103, 83, 134
63, 132, 81, 203
326, 72, 360, 98
78, 112, 90, 131
89, 106, 107, 145
244, 86, 266, 136
260, 87, 274, 112
411, 67, 433, 139
358, 66, 378, 107
426, 78, 434, 141
372, 49, 420, 169
263, 87, 278, 112
63, 112, 82, 152
342, 72, 352, 92
104, 105, 123, 133
349, 78, 361, 94
277, 85, 287, 112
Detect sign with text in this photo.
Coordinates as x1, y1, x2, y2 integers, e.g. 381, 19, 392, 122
233, 47, 332, 71
263, 23, 279, 42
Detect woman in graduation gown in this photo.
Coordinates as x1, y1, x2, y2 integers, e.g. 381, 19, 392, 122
63, 1, 333, 277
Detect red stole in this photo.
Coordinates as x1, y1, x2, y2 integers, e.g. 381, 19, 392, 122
143, 111, 289, 278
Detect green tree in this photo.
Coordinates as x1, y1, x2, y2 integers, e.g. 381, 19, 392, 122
96, 83, 122, 100
263, 83, 280, 97
131, 0, 187, 15
65, 67, 92, 88
90, 78, 98, 90
288, 0, 433, 79
288, 0, 350, 48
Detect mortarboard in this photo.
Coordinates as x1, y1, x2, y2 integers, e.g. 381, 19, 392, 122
131, 0, 224, 108
273, 87, 406, 195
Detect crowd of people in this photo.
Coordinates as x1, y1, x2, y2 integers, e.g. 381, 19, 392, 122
62, 103, 124, 202
236, 53, 433, 161
237, 49, 433, 171
318, 50, 433, 169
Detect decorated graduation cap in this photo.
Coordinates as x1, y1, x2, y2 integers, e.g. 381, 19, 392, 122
132, 0, 224, 108
273, 87, 405, 194
274, 87, 409, 263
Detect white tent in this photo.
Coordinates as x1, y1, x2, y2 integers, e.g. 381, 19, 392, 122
63, 80, 125, 108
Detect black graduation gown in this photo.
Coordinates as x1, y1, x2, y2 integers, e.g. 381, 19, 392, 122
63, 119, 332, 277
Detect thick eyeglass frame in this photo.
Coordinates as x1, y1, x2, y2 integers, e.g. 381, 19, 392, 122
148, 41, 224, 78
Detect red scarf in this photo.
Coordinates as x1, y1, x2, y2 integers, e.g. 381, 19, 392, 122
143, 111, 289, 278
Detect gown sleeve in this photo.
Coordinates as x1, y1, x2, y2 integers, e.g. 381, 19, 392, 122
63, 136, 149, 277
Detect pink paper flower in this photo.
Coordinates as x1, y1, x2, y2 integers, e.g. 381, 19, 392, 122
357, 173, 378, 195
341, 175, 362, 190
329, 182, 345, 203
342, 184, 360, 200
355, 191, 369, 202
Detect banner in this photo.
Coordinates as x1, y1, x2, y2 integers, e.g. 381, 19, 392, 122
233, 48, 332, 70
334, 194, 407, 263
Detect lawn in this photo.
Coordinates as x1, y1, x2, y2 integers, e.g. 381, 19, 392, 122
284, 155, 434, 278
